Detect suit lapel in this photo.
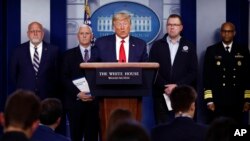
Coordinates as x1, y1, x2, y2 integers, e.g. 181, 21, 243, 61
38, 43, 49, 73
230, 42, 237, 54
128, 36, 137, 62
26, 44, 36, 72
76, 46, 84, 62
111, 35, 118, 61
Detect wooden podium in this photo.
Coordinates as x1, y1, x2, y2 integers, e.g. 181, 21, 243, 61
80, 63, 159, 141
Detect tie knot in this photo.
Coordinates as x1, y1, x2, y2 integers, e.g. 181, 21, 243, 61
121, 40, 125, 44
84, 49, 88, 53
226, 46, 229, 51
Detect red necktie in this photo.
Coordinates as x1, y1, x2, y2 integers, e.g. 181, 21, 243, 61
119, 40, 126, 63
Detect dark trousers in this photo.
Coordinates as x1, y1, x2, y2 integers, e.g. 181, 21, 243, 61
153, 96, 175, 125
207, 103, 246, 125
68, 101, 99, 141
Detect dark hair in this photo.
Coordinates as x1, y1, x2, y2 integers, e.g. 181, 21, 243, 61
107, 108, 133, 136
170, 85, 197, 113
205, 117, 238, 141
107, 120, 150, 141
167, 14, 183, 25
39, 98, 63, 125
4, 89, 41, 130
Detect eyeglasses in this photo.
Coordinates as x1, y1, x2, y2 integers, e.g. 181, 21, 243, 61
221, 30, 234, 33
167, 24, 182, 27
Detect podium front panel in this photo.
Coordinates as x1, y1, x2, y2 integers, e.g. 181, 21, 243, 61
85, 69, 156, 96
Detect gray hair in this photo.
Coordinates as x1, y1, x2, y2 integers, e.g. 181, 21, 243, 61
78, 24, 93, 33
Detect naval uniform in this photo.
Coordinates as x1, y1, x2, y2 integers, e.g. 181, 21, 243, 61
203, 42, 250, 124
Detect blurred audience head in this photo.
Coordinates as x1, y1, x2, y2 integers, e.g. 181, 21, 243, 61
107, 120, 150, 141
170, 85, 197, 118
2, 89, 41, 138
39, 98, 63, 129
205, 117, 238, 141
107, 108, 133, 136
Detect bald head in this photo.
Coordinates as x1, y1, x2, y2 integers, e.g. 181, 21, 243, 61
220, 22, 236, 45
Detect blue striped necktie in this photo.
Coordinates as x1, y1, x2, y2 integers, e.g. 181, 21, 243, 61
33, 47, 40, 74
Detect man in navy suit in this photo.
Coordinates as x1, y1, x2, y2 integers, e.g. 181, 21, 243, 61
31, 98, 70, 141
95, 12, 148, 62
10, 21, 59, 100
151, 85, 207, 141
61, 24, 99, 141
149, 14, 198, 124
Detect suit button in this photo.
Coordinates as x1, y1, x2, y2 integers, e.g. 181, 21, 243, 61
222, 83, 225, 86
223, 68, 226, 71
233, 68, 236, 71
223, 75, 226, 78
233, 84, 236, 86
233, 75, 236, 78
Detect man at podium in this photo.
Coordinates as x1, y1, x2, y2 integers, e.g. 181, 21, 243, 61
95, 12, 148, 62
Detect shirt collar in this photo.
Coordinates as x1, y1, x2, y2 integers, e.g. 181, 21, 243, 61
116, 35, 129, 43
222, 42, 233, 48
166, 36, 181, 44
175, 112, 192, 118
79, 45, 91, 51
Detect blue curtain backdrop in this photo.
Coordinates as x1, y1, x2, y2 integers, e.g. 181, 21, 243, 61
181, 0, 196, 45
6, 0, 21, 98
227, 0, 249, 47
51, 0, 67, 52
0, 0, 5, 112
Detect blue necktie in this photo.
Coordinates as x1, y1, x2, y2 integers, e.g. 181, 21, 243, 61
84, 49, 89, 62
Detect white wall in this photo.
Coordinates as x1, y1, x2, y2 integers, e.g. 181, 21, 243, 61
21, 0, 50, 43
197, 0, 226, 60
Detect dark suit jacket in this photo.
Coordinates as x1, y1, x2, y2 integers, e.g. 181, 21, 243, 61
10, 41, 59, 99
151, 117, 207, 141
31, 125, 70, 141
61, 46, 98, 109
61, 46, 99, 141
0, 132, 30, 141
95, 34, 148, 62
149, 34, 198, 96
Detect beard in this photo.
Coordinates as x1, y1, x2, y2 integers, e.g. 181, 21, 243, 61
31, 38, 41, 44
